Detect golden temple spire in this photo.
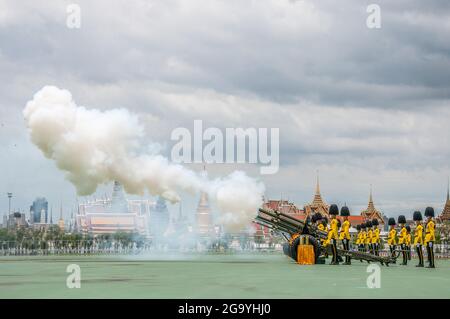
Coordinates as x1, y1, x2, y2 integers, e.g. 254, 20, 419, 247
367, 184, 375, 212
315, 170, 320, 195
312, 170, 325, 206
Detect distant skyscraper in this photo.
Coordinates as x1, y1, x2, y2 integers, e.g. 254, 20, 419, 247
30, 197, 48, 224
58, 203, 64, 231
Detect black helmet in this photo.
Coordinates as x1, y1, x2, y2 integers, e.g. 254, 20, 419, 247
340, 206, 350, 217
372, 219, 379, 226
413, 211, 423, 221
361, 223, 366, 229
388, 217, 396, 226
366, 220, 373, 228
311, 214, 318, 223
425, 207, 435, 218
315, 212, 323, 222
356, 224, 361, 231
406, 225, 411, 233
398, 215, 406, 224
329, 204, 339, 216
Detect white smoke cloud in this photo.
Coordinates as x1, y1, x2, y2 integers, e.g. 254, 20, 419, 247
23, 85, 264, 231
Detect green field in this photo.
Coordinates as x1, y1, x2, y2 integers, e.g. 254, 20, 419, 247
0, 253, 448, 298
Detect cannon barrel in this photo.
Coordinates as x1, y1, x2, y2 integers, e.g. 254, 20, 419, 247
253, 220, 292, 237
259, 208, 305, 228
258, 208, 304, 232
255, 215, 297, 234
258, 208, 330, 239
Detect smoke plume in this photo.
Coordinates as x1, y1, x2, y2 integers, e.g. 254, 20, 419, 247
23, 86, 265, 231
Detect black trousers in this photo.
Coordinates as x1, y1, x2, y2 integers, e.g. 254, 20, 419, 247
416, 244, 424, 266
426, 241, 435, 267
407, 245, 411, 260
331, 238, 338, 263
342, 238, 350, 263
373, 243, 379, 256
401, 244, 407, 264
389, 245, 397, 263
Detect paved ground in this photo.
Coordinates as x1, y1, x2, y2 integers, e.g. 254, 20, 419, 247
0, 253, 448, 298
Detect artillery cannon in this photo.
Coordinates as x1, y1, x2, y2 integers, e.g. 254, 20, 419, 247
255, 208, 397, 266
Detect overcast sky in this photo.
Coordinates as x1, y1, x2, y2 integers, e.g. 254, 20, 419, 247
0, 0, 449, 221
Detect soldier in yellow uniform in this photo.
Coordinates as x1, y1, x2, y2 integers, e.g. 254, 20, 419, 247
360, 223, 367, 252
413, 211, 424, 267
371, 219, 380, 256
327, 204, 339, 265
355, 224, 361, 250
405, 225, 412, 260
365, 221, 373, 254
387, 217, 397, 263
397, 215, 408, 265
424, 207, 436, 268
339, 206, 351, 265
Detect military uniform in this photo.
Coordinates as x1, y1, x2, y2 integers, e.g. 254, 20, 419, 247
372, 227, 380, 256
413, 211, 424, 267
405, 225, 412, 260
360, 225, 367, 252
424, 207, 436, 268
339, 206, 351, 265
355, 225, 361, 251
365, 221, 373, 254
387, 217, 397, 263
397, 215, 407, 265
328, 205, 340, 265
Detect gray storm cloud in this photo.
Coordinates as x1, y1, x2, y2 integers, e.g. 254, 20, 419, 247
23, 85, 265, 231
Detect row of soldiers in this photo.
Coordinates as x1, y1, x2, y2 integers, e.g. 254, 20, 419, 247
386, 207, 436, 268
309, 204, 436, 268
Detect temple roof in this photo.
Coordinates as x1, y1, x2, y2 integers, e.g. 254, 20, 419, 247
360, 186, 384, 223
439, 178, 450, 221
311, 172, 326, 206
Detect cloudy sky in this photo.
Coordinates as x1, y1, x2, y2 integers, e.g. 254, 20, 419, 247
0, 0, 449, 221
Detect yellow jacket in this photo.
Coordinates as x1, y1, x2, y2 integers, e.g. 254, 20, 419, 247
360, 230, 367, 244
425, 220, 435, 244
318, 224, 327, 244
414, 224, 423, 245
387, 228, 397, 245
355, 231, 361, 245
406, 233, 411, 245
398, 226, 407, 245
339, 220, 351, 240
327, 219, 338, 241
366, 229, 373, 245
372, 228, 380, 244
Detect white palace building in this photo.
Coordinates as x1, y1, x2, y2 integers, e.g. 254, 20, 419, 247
76, 181, 151, 237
